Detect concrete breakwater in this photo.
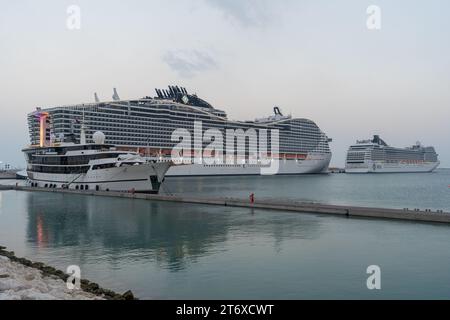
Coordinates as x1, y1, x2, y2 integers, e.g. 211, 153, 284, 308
4, 185, 450, 224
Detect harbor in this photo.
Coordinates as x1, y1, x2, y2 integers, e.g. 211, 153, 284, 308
2, 109, 449, 299
1, 0, 450, 303
1, 173, 450, 299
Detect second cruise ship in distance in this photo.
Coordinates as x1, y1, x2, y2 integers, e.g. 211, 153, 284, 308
345, 135, 440, 173
27, 85, 332, 176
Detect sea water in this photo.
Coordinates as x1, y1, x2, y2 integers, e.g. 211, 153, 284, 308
0, 170, 449, 299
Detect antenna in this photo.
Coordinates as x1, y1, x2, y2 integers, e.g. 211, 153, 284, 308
112, 88, 120, 101
94, 92, 100, 103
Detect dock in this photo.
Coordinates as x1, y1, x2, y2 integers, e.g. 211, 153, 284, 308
1, 185, 449, 224
0, 170, 20, 180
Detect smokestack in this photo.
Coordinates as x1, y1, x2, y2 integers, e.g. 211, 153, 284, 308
112, 88, 120, 101
94, 93, 100, 103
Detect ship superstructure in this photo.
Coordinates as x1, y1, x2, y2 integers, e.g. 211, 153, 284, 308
23, 121, 172, 193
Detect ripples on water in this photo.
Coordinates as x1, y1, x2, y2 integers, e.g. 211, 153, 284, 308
0, 170, 450, 299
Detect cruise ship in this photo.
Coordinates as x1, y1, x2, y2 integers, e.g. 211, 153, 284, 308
27, 86, 332, 176
345, 135, 440, 173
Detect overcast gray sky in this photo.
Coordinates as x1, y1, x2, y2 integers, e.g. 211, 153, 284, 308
1, 0, 449, 167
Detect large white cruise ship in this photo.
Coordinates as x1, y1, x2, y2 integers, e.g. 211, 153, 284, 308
27, 86, 332, 176
345, 135, 440, 173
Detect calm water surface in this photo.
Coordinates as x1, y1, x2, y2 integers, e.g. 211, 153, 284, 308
0, 170, 450, 299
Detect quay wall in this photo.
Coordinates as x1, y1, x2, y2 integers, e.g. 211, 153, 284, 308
2, 185, 450, 224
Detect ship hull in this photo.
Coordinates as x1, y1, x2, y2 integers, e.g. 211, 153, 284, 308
166, 153, 331, 176
345, 161, 440, 173
26, 162, 172, 193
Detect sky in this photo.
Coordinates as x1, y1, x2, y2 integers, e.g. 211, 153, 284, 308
0, 0, 449, 168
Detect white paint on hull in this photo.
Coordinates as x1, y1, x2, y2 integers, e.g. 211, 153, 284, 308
27, 162, 172, 193
166, 153, 332, 176
346, 161, 440, 173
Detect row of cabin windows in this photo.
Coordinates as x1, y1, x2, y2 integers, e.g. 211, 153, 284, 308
33, 114, 322, 135
30, 163, 119, 173
31, 165, 90, 174
30, 154, 123, 165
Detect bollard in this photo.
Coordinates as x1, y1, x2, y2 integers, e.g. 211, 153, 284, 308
249, 193, 255, 204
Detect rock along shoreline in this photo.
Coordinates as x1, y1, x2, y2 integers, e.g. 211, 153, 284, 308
0, 246, 136, 300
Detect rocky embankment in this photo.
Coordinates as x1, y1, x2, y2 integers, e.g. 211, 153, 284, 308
0, 246, 136, 300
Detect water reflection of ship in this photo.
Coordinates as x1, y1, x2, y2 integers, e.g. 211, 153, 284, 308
25, 192, 322, 271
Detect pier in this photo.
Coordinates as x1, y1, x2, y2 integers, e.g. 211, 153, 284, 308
2, 185, 449, 224
0, 171, 19, 180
